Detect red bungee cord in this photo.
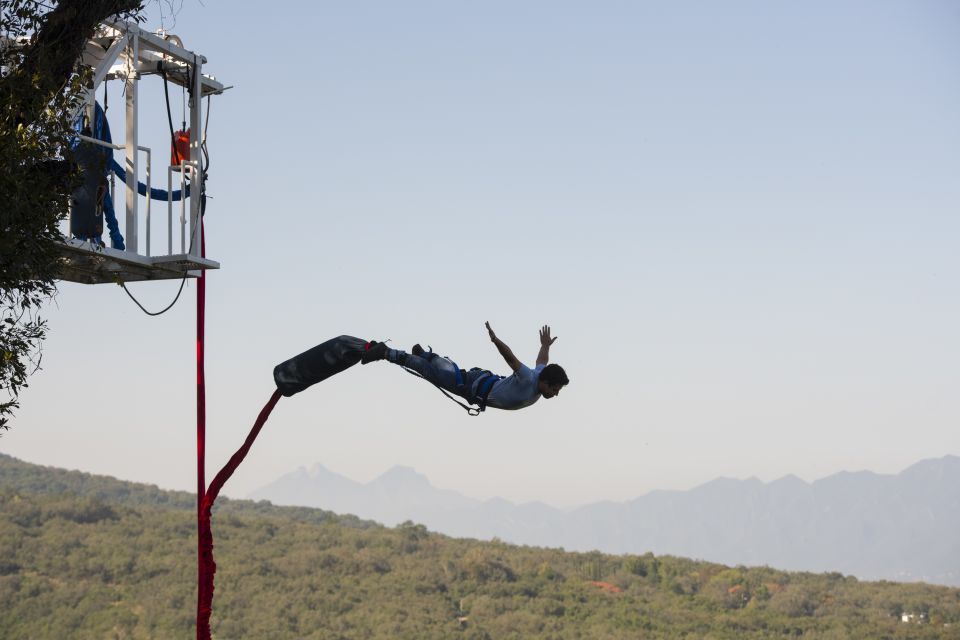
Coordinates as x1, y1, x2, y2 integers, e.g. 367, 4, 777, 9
196, 388, 281, 637
196, 218, 209, 639
194, 219, 284, 639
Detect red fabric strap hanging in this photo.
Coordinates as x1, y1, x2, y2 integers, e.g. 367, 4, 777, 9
196, 220, 207, 640
193, 213, 284, 638
196, 389, 282, 638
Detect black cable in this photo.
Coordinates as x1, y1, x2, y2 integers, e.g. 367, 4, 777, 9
118, 211, 200, 317
119, 204, 203, 316
118, 153, 203, 317
400, 367, 481, 416
120, 277, 187, 316
160, 66, 182, 165
201, 95, 211, 174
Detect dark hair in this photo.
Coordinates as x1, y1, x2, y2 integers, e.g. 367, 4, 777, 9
540, 363, 569, 387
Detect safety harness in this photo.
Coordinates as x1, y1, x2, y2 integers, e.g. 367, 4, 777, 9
391, 348, 502, 417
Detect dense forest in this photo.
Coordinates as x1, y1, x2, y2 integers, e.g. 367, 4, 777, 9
2, 453, 959, 639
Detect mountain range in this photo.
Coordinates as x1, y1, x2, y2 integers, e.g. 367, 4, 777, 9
250, 455, 960, 586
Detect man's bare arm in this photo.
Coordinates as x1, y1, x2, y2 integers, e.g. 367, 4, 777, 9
486, 322, 522, 372
536, 324, 557, 366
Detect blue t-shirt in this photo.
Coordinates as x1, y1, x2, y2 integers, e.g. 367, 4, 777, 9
485, 363, 545, 410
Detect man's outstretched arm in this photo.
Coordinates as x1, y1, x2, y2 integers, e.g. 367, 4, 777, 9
536, 325, 557, 366
486, 322, 522, 372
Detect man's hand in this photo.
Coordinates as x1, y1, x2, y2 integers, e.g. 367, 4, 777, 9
540, 325, 557, 347
486, 321, 497, 342
536, 324, 556, 366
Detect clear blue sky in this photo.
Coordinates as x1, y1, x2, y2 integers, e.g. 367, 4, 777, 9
3, 0, 958, 507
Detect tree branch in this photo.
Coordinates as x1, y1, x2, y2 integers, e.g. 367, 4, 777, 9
3, 0, 143, 127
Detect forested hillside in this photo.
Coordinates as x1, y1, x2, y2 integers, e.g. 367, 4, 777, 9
2, 454, 959, 639
251, 458, 960, 586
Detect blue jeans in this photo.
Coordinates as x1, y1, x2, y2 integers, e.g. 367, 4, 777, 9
388, 349, 490, 403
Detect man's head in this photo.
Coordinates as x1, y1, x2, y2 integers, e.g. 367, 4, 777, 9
538, 363, 569, 399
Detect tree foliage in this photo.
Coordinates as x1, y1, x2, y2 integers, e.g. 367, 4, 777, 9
0, 0, 141, 430
3, 453, 960, 639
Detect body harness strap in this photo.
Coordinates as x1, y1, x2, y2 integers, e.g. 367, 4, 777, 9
397, 356, 495, 417
401, 365, 482, 416
473, 373, 501, 412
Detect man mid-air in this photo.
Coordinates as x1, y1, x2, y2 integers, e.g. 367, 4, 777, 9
361, 323, 569, 412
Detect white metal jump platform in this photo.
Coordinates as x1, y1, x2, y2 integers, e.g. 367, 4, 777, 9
57, 239, 219, 285
57, 20, 228, 285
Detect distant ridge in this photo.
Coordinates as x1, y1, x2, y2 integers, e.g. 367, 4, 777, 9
251, 455, 960, 586
0, 452, 376, 530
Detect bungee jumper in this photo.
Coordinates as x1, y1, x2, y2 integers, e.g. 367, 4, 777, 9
360, 322, 569, 415
197, 325, 568, 635
271, 324, 569, 414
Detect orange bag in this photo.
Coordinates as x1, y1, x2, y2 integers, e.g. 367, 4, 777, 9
171, 129, 190, 166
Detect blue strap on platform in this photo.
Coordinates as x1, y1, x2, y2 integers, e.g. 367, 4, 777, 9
109, 159, 190, 201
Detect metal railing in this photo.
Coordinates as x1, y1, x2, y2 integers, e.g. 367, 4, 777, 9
68, 133, 198, 259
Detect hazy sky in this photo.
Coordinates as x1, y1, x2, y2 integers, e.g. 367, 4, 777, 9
3, 1, 958, 508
